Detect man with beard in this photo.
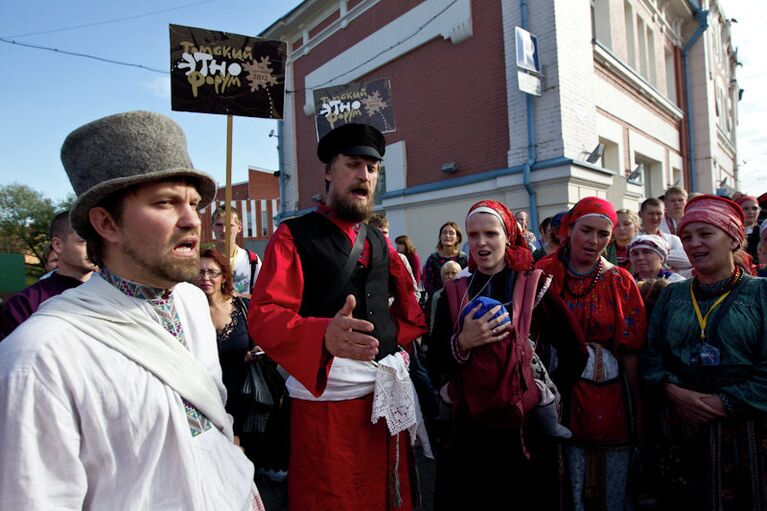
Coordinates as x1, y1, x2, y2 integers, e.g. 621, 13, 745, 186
248, 123, 428, 511
0, 211, 97, 340
0, 112, 264, 510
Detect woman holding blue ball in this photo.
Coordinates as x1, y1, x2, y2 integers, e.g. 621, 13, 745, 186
427, 200, 587, 510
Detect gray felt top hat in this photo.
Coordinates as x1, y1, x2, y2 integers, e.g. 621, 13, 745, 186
61, 111, 217, 237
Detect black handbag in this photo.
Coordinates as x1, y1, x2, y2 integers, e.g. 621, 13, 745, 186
235, 296, 282, 433
240, 362, 274, 433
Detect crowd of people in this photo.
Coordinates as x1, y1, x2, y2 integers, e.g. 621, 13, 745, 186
0, 114, 765, 511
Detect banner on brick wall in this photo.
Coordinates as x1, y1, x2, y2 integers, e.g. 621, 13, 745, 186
170, 24, 286, 118
313, 78, 395, 140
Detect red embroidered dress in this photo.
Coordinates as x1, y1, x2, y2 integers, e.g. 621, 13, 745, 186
536, 255, 646, 445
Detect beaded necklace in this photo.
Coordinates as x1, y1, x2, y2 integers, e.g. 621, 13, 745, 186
692, 265, 743, 300
567, 258, 600, 277
564, 258, 603, 298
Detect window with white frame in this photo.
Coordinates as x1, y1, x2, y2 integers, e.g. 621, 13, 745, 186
646, 23, 656, 85
664, 47, 677, 104
672, 167, 682, 188
624, 1, 636, 68
599, 137, 620, 174
635, 16, 657, 85
592, 0, 612, 48
635, 152, 663, 199
637, 17, 648, 78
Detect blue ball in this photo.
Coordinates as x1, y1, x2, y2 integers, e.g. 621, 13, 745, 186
459, 296, 511, 328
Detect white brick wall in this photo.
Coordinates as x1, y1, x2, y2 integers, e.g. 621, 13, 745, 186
502, 0, 566, 165
281, 56, 299, 215
554, 0, 600, 160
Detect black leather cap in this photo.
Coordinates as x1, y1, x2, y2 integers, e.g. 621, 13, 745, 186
317, 123, 385, 164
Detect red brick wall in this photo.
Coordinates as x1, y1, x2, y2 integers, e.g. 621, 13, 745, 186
222, 182, 249, 201
309, 9, 339, 38
247, 169, 280, 199
291, 0, 509, 209
200, 170, 280, 245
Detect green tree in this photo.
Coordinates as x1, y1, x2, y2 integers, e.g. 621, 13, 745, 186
58, 192, 77, 211
0, 183, 69, 274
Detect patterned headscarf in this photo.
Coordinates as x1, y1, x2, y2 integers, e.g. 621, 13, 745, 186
735, 195, 758, 207
628, 234, 669, 262
465, 200, 533, 272
679, 194, 745, 244
557, 196, 618, 240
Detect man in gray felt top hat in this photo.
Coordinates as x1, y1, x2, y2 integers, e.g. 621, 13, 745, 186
248, 123, 428, 510
0, 111, 265, 510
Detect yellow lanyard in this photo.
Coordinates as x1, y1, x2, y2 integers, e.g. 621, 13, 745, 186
689, 282, 731, 342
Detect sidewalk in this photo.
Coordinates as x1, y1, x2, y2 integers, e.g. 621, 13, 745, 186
256, 448, 435, 511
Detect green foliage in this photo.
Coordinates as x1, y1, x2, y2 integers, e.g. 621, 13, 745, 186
58, 192, 77, 211
0, 183, 72, 273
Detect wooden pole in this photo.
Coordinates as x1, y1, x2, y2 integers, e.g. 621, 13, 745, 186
224, 114, 233, 262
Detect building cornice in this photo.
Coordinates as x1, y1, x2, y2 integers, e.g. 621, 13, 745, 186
297, 0, 473, 116
593, 41, 684, 122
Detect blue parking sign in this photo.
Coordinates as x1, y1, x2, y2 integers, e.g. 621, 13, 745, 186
515, 27, 540, 74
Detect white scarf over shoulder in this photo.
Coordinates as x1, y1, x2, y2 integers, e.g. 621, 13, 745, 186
35, 274, 233, 440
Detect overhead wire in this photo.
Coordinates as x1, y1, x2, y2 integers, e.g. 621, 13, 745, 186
0, 0, 218, 73
286, 0, 459, 94
0, 38, 167, 74
1, 0, 458, 82
0, 0, 215, 39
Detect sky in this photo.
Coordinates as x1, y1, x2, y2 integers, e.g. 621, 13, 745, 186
722, 1, 767, 192
0, 0, 302, 203
0, 0, 765, 203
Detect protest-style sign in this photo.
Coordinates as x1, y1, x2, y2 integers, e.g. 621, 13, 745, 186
313, 78, 395, 140
170, 24, 286, 119
169, 24, 286, 258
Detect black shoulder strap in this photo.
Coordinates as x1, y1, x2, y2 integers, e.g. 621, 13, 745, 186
246, 249, 259, 290
234, 296, 249, 317
326, 223, 368, 305
233, 297, 254, 347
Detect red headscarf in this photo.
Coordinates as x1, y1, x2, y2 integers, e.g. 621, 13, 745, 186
557, 196, 618, 240
735, 195, 758, 207
540, 197, 617, 290
465, 200, 533, 272
679, 194, 745, 244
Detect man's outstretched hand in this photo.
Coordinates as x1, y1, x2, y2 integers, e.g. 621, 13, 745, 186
324, 295, 379, 361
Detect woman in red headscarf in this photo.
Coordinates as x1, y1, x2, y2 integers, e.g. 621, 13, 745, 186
736, 194, 760, 259
427, 200, 587, 510
642, 195, 767, 510
536, 196, 647, 511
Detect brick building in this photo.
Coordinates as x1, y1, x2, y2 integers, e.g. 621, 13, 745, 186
200, 166, 280, 256
261, 0, 739, 257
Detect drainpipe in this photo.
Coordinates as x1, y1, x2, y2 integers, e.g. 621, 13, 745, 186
520, 0, 539, 236
682, 7, 709, 192
276, 119, 286, 222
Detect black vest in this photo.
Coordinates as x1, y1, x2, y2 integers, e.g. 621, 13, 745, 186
285, 212, 397, 361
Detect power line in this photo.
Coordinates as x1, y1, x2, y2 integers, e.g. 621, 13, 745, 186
1, 0, 215, 39
0, 38, 167, 74
1, 0, 460, 84
287, 0, 459, 94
